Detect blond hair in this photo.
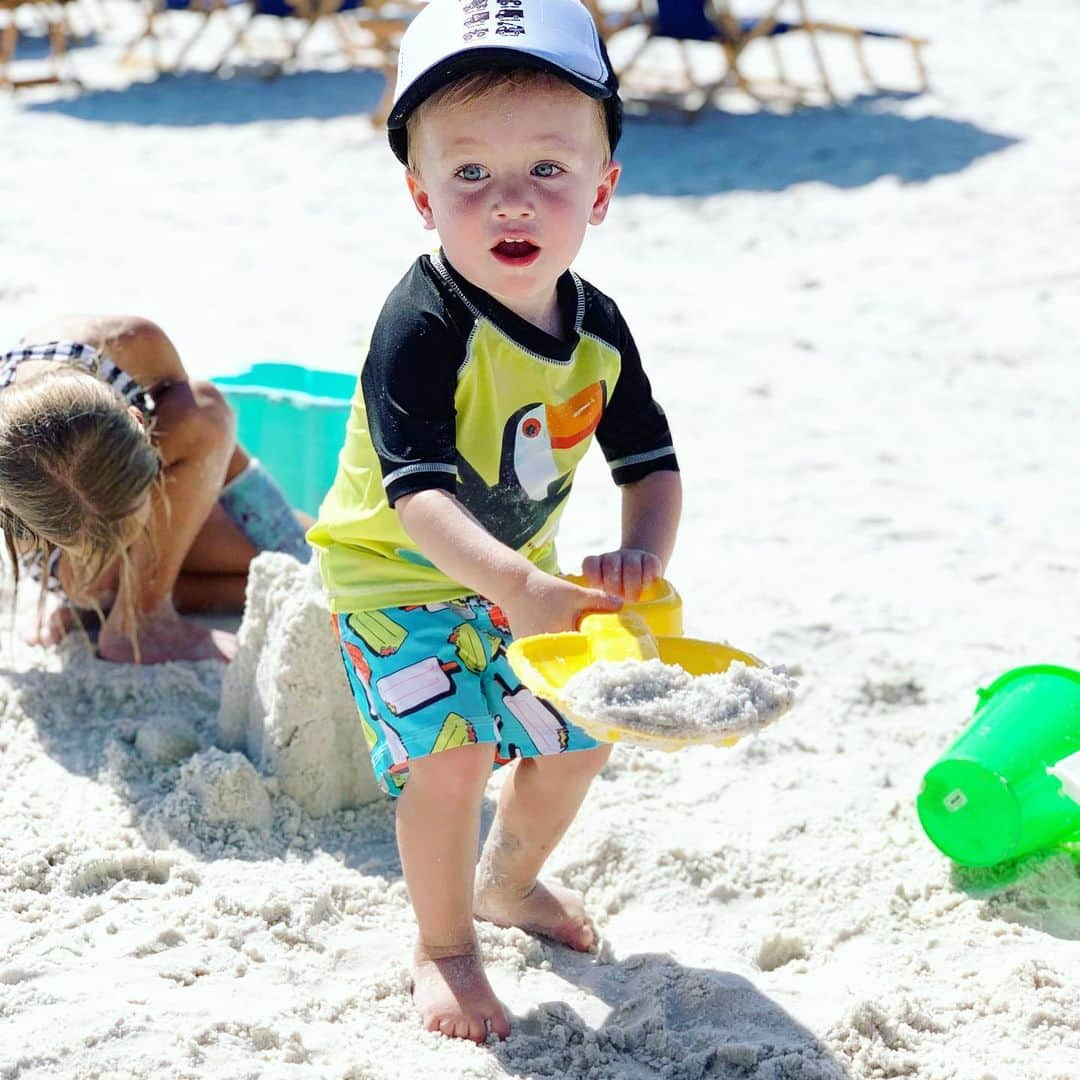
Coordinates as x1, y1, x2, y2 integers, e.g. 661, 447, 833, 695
0, 365, 162, 654
406, 67, 611, 173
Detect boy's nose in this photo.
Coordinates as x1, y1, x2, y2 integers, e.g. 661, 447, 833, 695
493, 185, 535, 219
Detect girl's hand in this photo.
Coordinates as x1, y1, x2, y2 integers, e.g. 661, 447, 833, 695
581, 548, 663, 603
98, 603, 236, 664
500, 569, 622, 641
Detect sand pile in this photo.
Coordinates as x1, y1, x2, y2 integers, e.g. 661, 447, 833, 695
217, 552, 380, 815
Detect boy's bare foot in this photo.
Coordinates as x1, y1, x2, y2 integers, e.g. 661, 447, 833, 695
474, 877, 595, 952
98, 608, 236, 664
412, 943, 510, 1043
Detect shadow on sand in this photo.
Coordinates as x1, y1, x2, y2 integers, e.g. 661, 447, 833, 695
615, 92, 1019, 195
952, 849, 1080, 941
28, 73, 1018, 195
494, 950, 851, 1078
27, 66, 391, 126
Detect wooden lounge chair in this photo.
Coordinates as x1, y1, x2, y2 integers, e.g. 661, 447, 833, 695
0, 0, 77, 88
123, 0, 414, 122
123, 0, 249, 73
608, 0, 929, 114
216, 0, 412, 93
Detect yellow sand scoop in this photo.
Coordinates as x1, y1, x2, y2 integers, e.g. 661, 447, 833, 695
507, 578, 768, 751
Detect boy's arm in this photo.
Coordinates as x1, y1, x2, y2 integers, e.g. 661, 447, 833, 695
395, 489, 621, 640
582, 469, 682, 601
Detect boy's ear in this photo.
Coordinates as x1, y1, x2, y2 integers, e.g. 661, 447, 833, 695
589, 160, 621, 226
406, 171, 438, 231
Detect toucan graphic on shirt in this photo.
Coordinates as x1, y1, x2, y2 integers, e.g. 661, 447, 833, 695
457, 382, 606, 552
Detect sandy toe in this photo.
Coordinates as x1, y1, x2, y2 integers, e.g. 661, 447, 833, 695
411, 948, 511, 1043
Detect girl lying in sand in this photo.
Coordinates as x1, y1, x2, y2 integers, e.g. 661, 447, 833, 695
0, 314, 310, 665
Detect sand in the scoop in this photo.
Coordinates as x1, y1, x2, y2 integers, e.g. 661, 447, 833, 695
561, 658, 796, 740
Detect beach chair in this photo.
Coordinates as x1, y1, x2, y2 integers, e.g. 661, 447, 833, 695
123, 0, 249, 73
126, 0, 412, 114
0, 0, 76, 88
218, 0, 411, 80
613, 0, 929, 114
581, 0, 647, 41
189, 0, 413, 121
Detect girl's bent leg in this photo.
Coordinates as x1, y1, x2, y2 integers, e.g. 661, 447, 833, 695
474, 744, 613, 952
396, 742, 511, 1043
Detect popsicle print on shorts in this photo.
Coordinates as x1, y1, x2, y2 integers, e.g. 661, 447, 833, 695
333, 596, 602, 796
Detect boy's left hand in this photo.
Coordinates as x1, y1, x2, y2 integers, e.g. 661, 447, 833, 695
581, 548, 662, 603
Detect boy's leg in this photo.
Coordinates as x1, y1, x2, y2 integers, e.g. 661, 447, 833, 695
396, 742, 512, 1043
474, 744, 612, 951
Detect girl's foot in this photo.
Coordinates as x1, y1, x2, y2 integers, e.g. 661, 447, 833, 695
98, 608, 236, 664
411, 943, 511, 1043
473, 877, 595, 952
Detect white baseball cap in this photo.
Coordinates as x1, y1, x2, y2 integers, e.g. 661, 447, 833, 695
387, 0, 623, 165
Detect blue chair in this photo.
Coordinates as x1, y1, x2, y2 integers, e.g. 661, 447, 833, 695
613, 0, 929, 114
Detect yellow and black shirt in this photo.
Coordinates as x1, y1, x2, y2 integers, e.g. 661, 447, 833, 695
309, 253, 678, 613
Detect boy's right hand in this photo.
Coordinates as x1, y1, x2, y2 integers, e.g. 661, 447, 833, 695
500, 569, 622, 641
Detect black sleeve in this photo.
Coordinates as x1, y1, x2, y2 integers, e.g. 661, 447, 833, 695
360, 264, 463, 507
594, 305, 680, 486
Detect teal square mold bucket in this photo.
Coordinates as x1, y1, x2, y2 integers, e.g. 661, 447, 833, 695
212, 363, 356, 517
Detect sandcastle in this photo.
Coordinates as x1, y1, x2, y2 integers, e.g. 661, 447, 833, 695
217, 552, 381, 814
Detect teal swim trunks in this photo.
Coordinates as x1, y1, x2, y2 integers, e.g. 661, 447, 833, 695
333, 596, 602, 797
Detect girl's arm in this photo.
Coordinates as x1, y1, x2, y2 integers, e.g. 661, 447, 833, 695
96, 377, 238, 663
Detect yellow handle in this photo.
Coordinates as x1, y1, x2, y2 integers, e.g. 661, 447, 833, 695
564, 575, 683, 638
579, 611, 660, 663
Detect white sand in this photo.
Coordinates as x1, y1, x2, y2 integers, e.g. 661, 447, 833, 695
3, 0, 1080, 1075
561, 659, 797, 741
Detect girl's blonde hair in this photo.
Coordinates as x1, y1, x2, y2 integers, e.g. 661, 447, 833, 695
0, 365, 162, 652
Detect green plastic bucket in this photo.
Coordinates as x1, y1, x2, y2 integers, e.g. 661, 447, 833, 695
917, 666, 1080, 866
212, 363, 355, 517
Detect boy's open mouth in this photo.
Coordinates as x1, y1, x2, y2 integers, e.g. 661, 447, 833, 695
491, 239, 541, 266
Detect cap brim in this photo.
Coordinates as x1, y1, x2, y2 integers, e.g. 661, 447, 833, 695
387, 47, 618, 165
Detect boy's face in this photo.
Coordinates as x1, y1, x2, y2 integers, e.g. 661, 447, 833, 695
405, 79, 620, 328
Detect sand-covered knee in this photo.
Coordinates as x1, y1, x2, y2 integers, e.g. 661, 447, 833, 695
217, 553, 379, 815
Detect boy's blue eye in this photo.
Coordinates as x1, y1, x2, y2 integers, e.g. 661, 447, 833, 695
533, 163, 562, 178
457, 164, 489, 181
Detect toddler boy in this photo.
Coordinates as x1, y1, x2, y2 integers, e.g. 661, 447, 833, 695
308, 0, 682, 1042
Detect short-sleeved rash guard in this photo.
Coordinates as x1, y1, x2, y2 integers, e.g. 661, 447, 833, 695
309, 253, 678, 613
